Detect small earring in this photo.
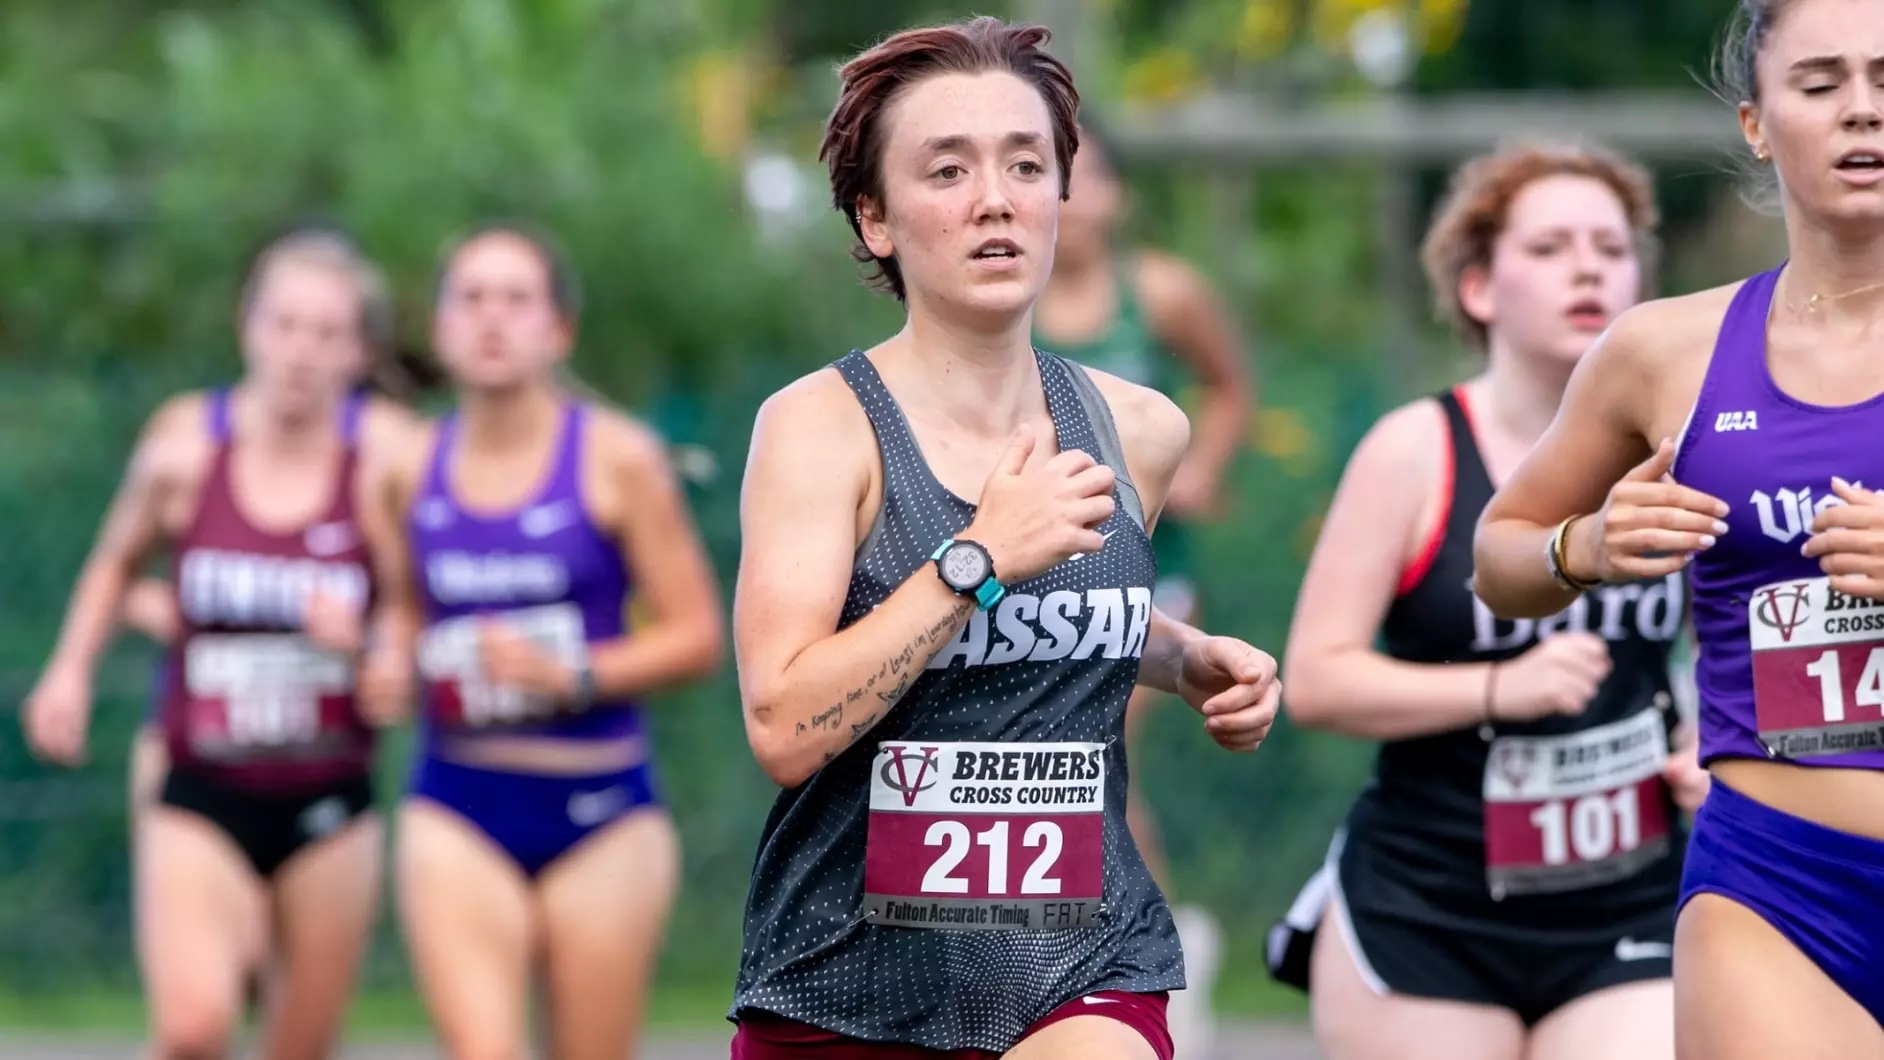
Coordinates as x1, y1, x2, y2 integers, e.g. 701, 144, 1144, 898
1755, 146, 1770, 162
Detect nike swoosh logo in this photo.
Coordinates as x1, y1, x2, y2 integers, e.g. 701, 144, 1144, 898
521, 503, 578, 539
1068, 530, 1115, 563
299, 796, 349, 838
304, 521, 356, 557
1614, 937, 1672, 962
566, 787, 627, 826
1080, 996, 1119, 1006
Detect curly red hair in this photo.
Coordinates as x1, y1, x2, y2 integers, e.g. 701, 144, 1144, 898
1419, 141, 1660, 349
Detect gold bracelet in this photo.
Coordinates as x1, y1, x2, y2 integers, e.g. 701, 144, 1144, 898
1547, 515, 1600, 592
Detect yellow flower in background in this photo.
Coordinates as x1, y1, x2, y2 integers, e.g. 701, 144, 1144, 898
1253, 406, 1312, 462
1232, 406, 1321, 479
1127, 0, 1465, 84
686, 48, 753, 160
1237, 0, 1295, 60
1121, 45, 1202, 104
1421, 0, 1469, 53
1311, 0, 1470, 58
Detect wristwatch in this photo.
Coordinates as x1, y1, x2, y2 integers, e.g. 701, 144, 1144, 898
932, 538, 1007, 611
563, 659, 597, 712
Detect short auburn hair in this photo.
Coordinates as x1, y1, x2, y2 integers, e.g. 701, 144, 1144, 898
819, 16, 1082, 301
1419, 141, 1660, 350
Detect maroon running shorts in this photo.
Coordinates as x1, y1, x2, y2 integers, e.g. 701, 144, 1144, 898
730, 991, 1172, 1059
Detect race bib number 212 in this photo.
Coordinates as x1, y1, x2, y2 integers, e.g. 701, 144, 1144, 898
863, 741, 1105, 931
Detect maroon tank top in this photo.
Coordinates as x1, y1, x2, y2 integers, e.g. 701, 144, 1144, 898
161, 391, 375, 791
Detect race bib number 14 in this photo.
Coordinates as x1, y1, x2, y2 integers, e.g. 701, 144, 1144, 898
1750, 576, 1884, 758
863, 741, 1106, 931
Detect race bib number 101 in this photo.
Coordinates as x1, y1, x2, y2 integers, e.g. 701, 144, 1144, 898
1750, 576, 1884, 758
863, 741, 1106, 931
1482, 708, 1671, 898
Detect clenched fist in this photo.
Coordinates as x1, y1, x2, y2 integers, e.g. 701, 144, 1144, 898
1492, 633, 1612, 722
1177, 636, 1280, 753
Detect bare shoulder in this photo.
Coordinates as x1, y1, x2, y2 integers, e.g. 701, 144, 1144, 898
1132, 250, 1217, 322
1134, 248, 1215, 306
585, 404, 676, 479
136, 390, 215, 484
1592, 283, 1741, 388
358, 396, 427, 451
144, 389, 208, 439
1602, 283, 1740, 369
748, 365, 876, 477
1083, 365, 1190, 481
757, 364, 871, 428
1353, 394, 1448, 479
1584, 281, 1742, 436
366, 412, 437, 497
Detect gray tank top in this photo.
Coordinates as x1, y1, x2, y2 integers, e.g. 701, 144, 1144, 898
729, 349, 1183, 1050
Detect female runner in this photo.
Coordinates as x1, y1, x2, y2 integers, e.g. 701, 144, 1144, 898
1475, 1, 1884, 1054
121, 383, 403, 816
358, 222, 724, 1059
1271, 142, 1708, 1060
22, 228, 405, 1059
727, 17, 1280, 1060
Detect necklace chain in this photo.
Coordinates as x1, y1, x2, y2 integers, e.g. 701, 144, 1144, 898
1784, 270, 1884, 314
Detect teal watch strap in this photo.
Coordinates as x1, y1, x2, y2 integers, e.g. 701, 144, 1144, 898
973, 578, 1007, 611
931, 538, 1006, 612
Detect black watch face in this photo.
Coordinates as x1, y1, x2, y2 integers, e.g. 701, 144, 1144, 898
941, 544, 990, 590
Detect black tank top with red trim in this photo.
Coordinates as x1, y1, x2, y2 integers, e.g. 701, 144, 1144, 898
1338, 387, 1687, 941
161, 391, 375, 791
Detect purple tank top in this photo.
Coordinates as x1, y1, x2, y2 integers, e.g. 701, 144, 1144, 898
1674, 266, 1884, 769
410, 403, 641, 745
